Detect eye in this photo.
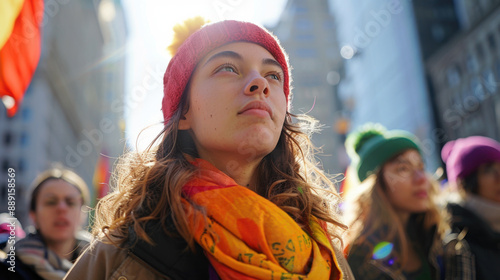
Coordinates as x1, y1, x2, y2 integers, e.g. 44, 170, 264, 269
66, 199, 77, 207
396, 164, 412, 176
482, 164, 499, 175
268, 73, 280, 80
45, 200, 58, 206
267, 72, 283, 81
216, 63, 237, 74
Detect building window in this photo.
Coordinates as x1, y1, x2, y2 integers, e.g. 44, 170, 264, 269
496, 59, 500, 80
475, 43, 485, 61
20, 132, 29, 147
466, 53, 479, 73
470, 77, 485, 100
293, 5, 308, 14
3, 132, 13, 146
482, 68, 496, 93
1, 159, 9, 172
446, 64, 462, 87
0, 184, 6, 201
296, 19, 312, 31
431, 24, 445, 42
487, 33, 496, 50
296, 33, 314, 41
18, 158, 27, 173
22, 107, 31, 122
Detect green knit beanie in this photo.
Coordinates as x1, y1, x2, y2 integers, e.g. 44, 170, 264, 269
345, 123, 421, 182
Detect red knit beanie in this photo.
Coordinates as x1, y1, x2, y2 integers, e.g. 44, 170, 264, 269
162, 19, 291, 123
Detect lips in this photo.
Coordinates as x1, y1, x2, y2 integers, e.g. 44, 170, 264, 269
238, 100, 272, 118
413, 190, 428, 199
54, 218, 70, 228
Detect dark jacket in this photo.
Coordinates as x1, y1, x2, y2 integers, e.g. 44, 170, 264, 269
65, 221, 210, 280
0, 232, 89, 280
346, 215, 475, 280
346, 234, 441, 280
448, 203, 500, 280
65, 219, 355, 280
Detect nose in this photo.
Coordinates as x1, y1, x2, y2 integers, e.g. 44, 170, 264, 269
56, 200, 68, 210
413, 170, 427, 185
244, 73, 269, 96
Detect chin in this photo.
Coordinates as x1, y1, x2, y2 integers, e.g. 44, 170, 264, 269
412, 205, 431, 213
236, 130, 279, 155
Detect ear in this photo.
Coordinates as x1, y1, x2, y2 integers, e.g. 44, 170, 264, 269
178, 111, 191, 130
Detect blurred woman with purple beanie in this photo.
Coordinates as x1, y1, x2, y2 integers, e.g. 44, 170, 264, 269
442, 136, 500, 280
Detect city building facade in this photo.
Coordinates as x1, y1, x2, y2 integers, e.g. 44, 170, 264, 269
330, 0, 440, 171
0, 0, 128, 226
425, 2, 500, 149
269, 0, 348, 175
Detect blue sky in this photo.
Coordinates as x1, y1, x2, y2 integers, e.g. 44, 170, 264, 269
121, 0, 287, 150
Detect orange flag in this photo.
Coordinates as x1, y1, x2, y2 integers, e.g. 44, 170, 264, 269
0, 0, 44, 117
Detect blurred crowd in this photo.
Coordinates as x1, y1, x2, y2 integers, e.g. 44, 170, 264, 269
1, 125, 499, 279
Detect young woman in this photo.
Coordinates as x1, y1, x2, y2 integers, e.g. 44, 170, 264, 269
13, 166, 90, 280
442, 136, 500, 280
65, 18, 353, 280
342, 123, 474, 280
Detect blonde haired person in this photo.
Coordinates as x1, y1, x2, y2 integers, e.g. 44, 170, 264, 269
65, 18, 353, 280
343, 123, 474, 280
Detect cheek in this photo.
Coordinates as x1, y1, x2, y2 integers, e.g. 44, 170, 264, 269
477, 181, 494, 197
35, 207, 51, 220
34, 209, 51, 232
386, 188, 403, 206
70, 207, 82, 220
385, 182, 412, 206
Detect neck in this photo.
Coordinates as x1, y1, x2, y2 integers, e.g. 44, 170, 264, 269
396, 211, 411, 226
46, 238, 76, 260
199, 153, 263, 190
465, 194, 500, 232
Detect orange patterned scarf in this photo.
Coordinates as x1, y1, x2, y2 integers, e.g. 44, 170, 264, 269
182, 158, 342, 280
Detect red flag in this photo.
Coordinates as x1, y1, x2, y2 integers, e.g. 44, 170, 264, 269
0, 0, 44, 117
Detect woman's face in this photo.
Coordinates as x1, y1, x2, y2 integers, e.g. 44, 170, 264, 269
179, 42, 287, 169
29, 179, 83, 244
476, 161, 500, 203
382, 150, 431, 215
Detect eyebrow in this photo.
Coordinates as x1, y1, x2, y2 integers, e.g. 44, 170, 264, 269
393, 158, 423, 166
203, 50, 243, 66
262, 58, 284, 72
42, 193, 80, 199
203, 50, 284, 72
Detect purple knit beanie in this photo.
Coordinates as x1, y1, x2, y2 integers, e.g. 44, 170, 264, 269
441, 136, 500, 182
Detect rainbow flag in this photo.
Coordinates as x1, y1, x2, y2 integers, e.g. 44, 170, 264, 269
0, 0, 44, 117
339, 167, 353, 198
92, 151, 111, 206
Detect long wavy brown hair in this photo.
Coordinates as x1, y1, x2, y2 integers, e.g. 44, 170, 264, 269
343, 152, 449, 269
93, 90, 347, 250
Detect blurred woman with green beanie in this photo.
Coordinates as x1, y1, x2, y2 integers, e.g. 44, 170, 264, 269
342, 123, 474, 280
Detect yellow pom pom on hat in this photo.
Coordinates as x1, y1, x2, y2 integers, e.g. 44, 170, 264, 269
167, 16, 209, 57
162, 17, 291, 123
